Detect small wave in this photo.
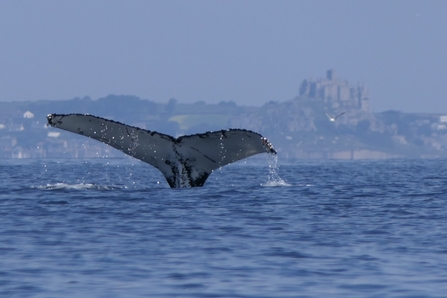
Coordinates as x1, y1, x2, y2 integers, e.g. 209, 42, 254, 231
35, 183, 116, 190
261, 178, 291, 187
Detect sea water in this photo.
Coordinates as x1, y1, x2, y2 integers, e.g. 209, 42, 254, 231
0, 158, 446, 297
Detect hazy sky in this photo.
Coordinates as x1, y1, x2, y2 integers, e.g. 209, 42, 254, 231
1, 1, 446, 112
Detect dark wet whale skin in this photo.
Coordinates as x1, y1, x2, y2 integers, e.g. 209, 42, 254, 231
47, 113, 276, 187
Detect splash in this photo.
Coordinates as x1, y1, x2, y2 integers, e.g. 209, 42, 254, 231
261, 154, 291, 187
36, 183, 117, 190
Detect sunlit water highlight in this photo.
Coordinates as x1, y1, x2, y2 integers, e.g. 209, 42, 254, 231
1, 158, 447, 297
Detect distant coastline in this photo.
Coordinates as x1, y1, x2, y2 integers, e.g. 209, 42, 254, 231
1, 70, 447, 160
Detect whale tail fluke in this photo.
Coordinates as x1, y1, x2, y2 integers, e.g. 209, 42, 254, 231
47, 113, 276, 188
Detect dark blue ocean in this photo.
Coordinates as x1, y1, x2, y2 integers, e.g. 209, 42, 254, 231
1, 157, 447, 297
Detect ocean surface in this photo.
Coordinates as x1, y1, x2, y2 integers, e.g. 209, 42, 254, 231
1, 157, 446, 297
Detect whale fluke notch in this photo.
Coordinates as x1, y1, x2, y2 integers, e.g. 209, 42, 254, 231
46, 113, 276, 188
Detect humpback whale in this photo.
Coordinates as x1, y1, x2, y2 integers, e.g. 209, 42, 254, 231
46, 113, 276, 188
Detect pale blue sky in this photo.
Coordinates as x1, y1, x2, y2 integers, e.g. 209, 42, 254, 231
1, 1, 446, 112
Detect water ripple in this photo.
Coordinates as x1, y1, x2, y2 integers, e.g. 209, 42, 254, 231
0, 159, 447, 297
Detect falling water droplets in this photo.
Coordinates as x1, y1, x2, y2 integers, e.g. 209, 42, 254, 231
218, 133, 226, 169
261, 154, 290, 187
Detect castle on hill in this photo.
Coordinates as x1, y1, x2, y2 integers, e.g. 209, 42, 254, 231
299, 69, 370, 112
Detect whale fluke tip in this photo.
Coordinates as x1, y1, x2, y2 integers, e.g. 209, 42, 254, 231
262, 137, 276, 154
